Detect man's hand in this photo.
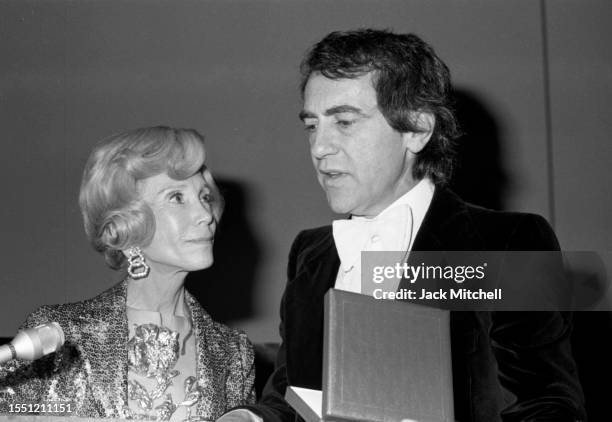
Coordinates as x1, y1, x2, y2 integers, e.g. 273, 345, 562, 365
216, 409, 263, 422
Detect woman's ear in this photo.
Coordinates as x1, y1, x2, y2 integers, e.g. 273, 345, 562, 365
402, 111, 435, 154
121, 246, 137, 259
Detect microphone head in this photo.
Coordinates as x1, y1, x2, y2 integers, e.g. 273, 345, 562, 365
11, 322, 65, 361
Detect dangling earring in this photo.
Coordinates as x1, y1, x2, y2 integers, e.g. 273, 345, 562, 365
127, 246, 150, 279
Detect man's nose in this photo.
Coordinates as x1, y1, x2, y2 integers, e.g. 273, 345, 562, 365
310, 125, 338, 159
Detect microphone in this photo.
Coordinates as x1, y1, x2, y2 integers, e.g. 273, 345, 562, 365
0, 322, 65, 364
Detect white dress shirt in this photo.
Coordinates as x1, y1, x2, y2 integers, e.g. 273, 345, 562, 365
333, 177, 435, 294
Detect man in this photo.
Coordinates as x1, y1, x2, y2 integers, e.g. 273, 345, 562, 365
228, 29, 585, 422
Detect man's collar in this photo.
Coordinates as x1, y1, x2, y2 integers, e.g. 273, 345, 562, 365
355, 176, 433, 215
352, 177, 435, 247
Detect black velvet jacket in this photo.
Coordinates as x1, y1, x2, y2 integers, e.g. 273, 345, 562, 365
247, 188, 585, 422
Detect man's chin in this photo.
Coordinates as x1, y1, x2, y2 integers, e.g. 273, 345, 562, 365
326, 197, 354, 215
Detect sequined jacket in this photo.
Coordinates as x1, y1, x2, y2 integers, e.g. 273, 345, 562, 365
0, 280, 256, 420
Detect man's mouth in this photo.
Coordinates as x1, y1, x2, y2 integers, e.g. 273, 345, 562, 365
319, 169, 349, 188
320, 169, 346, 179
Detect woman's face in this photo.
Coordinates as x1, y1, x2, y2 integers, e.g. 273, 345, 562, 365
138, 172, 217, 274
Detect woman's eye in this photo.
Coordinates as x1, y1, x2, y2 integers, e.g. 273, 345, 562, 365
169, 192, 184, 204
200, 192, 212, 203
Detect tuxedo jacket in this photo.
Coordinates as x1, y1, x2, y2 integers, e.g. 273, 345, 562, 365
247, 188, 585, 422
0, 280, 255, 419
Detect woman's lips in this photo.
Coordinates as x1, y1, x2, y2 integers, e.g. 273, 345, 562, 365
185, 237, 213, 244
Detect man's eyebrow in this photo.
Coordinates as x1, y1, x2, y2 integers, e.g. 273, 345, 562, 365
298, 110, 315, 122
299, 105, 367, 121
324, 105, 366, 117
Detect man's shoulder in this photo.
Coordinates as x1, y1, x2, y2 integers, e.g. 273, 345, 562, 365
460, 200, 559, 251
289, 225, 333, 255
464, 200, 546, 226
294, 224, 333, 244
416, 188, 560, 251
286, 225, 335, 274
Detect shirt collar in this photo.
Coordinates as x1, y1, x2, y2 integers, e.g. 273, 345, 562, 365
352, 177, 435, 246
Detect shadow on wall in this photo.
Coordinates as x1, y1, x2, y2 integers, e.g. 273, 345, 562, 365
186, 178, 261, 324
450, 89, 509, 211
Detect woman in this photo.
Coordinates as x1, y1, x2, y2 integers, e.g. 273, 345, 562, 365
0, 126, 255, 420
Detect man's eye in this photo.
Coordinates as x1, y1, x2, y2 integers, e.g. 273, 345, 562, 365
336, 119, 354, 128
303, 120, 317, 132
169, 192, 184, 204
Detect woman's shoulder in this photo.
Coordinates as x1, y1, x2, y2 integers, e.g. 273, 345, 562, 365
21, 280, 126, 329
21, 301, 88, 330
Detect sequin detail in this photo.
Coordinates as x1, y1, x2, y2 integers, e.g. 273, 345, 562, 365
126, 324, 202, 420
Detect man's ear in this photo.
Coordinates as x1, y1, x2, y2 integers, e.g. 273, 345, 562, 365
402, 112, 435, 154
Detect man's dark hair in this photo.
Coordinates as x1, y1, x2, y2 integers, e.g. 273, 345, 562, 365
300, 29, 460, 185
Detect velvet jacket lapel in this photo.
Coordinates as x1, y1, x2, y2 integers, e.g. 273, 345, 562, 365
411, 187, 485, 252
284, 229, 339, 388
397, 187, 487, 291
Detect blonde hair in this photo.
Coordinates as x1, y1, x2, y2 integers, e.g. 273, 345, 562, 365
79, 126, 223, 269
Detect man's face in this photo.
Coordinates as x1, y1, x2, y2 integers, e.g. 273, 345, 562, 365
301, 72, 416, 217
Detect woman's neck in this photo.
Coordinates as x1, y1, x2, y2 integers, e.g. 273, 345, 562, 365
126, 265, 188, 317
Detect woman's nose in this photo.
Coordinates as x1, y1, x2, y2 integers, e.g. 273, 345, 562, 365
196, 200, 214, 225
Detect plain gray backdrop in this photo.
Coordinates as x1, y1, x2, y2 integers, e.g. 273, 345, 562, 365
0, 0, 610, 343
